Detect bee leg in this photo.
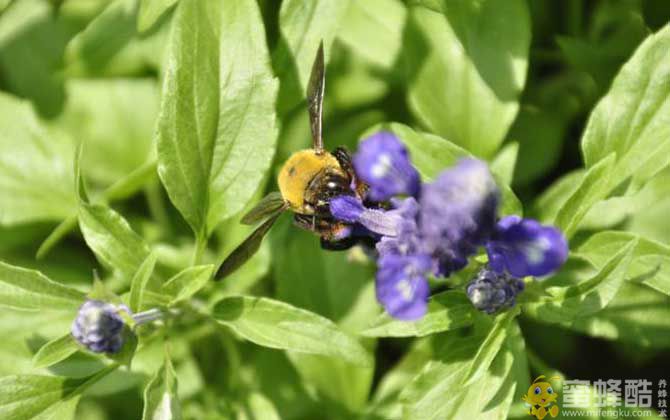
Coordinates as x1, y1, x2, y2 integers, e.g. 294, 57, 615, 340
320, 236, 357, 251
293, 214, 314, 232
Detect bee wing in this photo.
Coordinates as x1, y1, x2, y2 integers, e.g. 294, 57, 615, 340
215, 211, 283, 280
240, 192, 287, 225
306, 41, 325, 154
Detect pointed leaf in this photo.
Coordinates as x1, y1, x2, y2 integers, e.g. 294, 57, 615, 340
156, 0, 278, 238
129, 253, 158, 313
361, 290, 474, 337
78, 203, 151, 278
405, 0, 530, 157
0, 262, 85, 311
162, 265, 214, 305
582, 26, 670, 190
32, 335, 79, 369
212, 296, 372, 367
142, 350, 180, 420
524, 239, 637, 323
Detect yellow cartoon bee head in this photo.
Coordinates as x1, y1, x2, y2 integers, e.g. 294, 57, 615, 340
523, 375, 559, 407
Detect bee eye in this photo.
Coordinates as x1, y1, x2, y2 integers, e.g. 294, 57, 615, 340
547, 387, 553, 394
534, 387, 541, 395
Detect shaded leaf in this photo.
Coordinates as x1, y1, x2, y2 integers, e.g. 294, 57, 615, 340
273, 0, 351, 114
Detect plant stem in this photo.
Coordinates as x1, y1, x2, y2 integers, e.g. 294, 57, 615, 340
191, 233, 207, 266
132, 308, 165, 325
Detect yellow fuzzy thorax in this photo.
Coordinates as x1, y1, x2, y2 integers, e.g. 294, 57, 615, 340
278, 149, 340, 214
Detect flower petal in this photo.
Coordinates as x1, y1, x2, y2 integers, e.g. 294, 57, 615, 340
486, 216, 568, 278
353, 131, 421, 201
375, 254, 431, 320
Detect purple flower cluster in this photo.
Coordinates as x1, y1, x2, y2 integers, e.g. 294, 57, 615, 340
330, 132, 568, 320
71, 299, 127, 353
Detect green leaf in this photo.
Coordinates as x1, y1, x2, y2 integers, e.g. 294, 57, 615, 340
142, 350, 180, 420
462, 308, 518, 386
577, 231, 670, 296
78, 203, 151, 278
337, 0, 406, 69
361, 290, 474, 337
64, 0, 167, 77
0, 364, 117, 420
530, 169, 585, 224
523, 239, 636, 323
400, 325, 517, 420
211, 296, 372, 367
0, 0, 68, 117
138, 0, 178, 32
0, 261, 85, 311
238, 392, 280, 420
490, 142, 519, 186
569, 282, 670, 348
554, 153, 615, 238
582, 25, 670, 190
54, 79, 160, 187
32, 335, 79, 369
0, 92, 75, 225
273, 0, 351, 114
405, 0, 530, 157
162, 265, 214, 305
156, 0, 278, 239
129, 253, 158, 313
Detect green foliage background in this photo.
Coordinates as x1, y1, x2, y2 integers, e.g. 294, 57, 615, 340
0, 0, 669, 419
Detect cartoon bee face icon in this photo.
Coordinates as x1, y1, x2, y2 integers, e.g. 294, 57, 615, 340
522, 376, 560, 419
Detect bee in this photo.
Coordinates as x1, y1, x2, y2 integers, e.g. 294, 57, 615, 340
216, 42, 367, 278
522, 375, 560, 420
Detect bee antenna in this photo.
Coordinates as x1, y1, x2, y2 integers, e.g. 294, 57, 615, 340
532, 375, 547, 383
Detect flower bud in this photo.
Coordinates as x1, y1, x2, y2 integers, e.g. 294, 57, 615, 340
71, 299, 127, 353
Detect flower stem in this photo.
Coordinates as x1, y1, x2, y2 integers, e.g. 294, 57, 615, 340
132, 308, 165, 325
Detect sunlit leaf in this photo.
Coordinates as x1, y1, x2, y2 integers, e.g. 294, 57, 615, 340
405, 0, 530, 157
212, 296, 372, 367
156, 0, 278, 239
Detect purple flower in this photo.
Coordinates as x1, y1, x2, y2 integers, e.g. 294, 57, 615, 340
376, 253, 432, 320
419, 159, 499, 276
486, 216, 568, 278
71, 299, 127, 353
466, 268, 525, 314
330, 195, 403, 237
353, 131, 421, 202
375, 197, 422, 258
